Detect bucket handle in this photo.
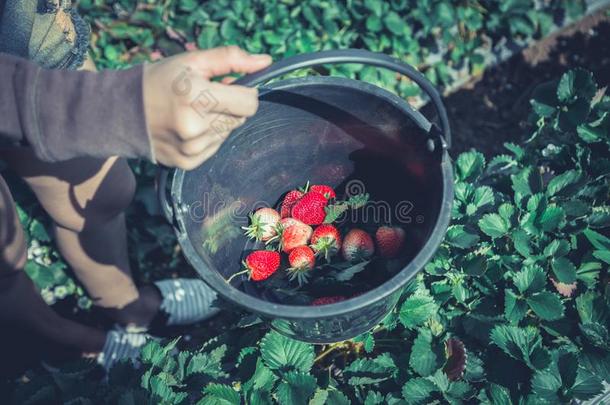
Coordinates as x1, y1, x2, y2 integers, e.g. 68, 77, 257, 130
234, 49, 451, 148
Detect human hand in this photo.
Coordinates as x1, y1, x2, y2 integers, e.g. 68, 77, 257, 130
143, 46, 272, 170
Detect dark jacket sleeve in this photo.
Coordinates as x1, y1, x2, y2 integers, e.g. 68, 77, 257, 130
0, 52, 153, 161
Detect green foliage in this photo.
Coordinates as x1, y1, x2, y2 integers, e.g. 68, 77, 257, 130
4, 0, 609, 402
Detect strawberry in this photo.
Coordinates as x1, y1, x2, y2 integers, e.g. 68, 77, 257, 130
287, 246, 315, 285
241, 208, 280, 242
342, 229, 375, 261
310, 184, 336, 200
291, 192, 328, 225
280, 190, 304, 218
375, 226, 406, 258
311, 296, 346, 306
310, 224, 342, 262
280, 219, 313, 253
227, 250, 280, 282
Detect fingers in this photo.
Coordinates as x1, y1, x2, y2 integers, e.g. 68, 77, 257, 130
179, 126, 237, 156
183, 140, 224, 170
221, 76, 236, 84
192, 46, 272, 77
204, 81, 259, 116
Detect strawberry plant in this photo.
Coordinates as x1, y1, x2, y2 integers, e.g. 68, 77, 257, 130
6, 68, 609, 404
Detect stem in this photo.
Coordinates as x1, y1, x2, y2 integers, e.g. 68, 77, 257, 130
314, 341, 348, 364
226, 269, 249, 284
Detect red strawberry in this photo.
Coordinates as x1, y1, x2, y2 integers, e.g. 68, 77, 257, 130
291, 192, 328, 225
287, 246, 315, 285
375, 226, 405, 258
310, 224, 342, 262
311, 296, 346, 306
280, 190, 304, 218
310, 184, 336, 200
241, 208, 280, 241
280, 219, 313, 253
228, 250, 280, 282
342, 229, 375, 261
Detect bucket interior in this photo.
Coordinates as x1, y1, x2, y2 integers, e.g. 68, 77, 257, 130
175, 77, 445, 304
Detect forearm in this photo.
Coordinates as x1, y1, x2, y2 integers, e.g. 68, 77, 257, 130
0, 52, 152, 161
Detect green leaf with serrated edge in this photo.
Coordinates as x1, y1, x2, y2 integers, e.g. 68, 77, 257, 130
275, 372, 316, 405
487, 384, 512, 405
462, 254, 486, 276
539, 205, 565, 232
260, 331, 314, 373
364, 390, 384, 405
402, 377, 436, 404
551, 257, 577, 283
324, 203, 348, 223
575, 291, 607, 324
531, 367, 561, 402
577, 261, 601, 287
583, 228, 610, 250
543, 239, 570, 257
344, 353, 397, 385
580, 351, 610, 382
446, 225, 479, 249
531, 80, 559, 118
588, 205, 610, 228
200, 383, 240, 405
353, 332, 375, 353
489, 325, 550, 369
504, 289, 527, 323
580, 323, 609, 349
409, 329, 439, 376
479, 213, 510, 238
243, 359, 276, 393
346, 193, 369, 209
498, 203, 515, 222
527, 291, 564, 321
187, 346, 227, 378
511, 167, 542, 199
557, 68, 597, 103
593, 250, 610, 264
429, 369, 450, 392
513, 265, 546, 295
326, 390, 351, 405
399, 291, 438, 329
446, 381, 473, 400
473, 186, 495, 210
455, 151, 485, 182
546, 170, 583, 196
308, 389, 328, 405
511, 229, 532, 257
572, 367, 604, 400
247, 389, 273, 405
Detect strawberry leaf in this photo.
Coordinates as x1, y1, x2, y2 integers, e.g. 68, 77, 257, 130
344, 353, 397, 385
201, 383, 240, 405
260, 331, 314, 373
347, 193, 369, 209
409, 329, 440, 376
526, 291, 565, 321
323, 203, 348, 223
399, 290, 439, 329
275, 372, 317, 405
402, 377, 437, 404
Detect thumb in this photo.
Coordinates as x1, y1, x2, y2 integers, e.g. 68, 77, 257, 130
191, 46, 272, 78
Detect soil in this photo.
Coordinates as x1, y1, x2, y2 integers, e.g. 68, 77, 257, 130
432, 9, 610, 156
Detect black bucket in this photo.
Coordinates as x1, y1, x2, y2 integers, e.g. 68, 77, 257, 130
158, 50, 453, 343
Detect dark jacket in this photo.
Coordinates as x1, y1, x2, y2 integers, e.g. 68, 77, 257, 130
0, 53, 152, 161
